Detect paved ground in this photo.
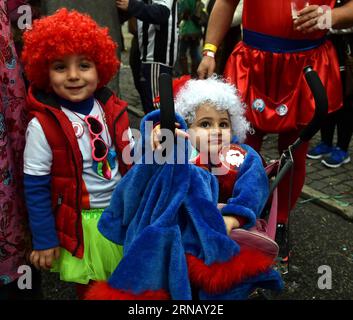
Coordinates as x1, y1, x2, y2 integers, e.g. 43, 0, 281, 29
262, 133, 353, 214
275, 200, 353, 300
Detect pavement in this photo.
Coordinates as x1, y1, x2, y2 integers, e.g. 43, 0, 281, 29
262, 134, 353, 221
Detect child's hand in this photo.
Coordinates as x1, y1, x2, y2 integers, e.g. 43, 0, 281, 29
30, 247, 60, 270
151, 123, 189, 151
217, 203, 227, 210
223, 216, 240, 235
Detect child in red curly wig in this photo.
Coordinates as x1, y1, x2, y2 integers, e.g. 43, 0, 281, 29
21, 8, 135, 298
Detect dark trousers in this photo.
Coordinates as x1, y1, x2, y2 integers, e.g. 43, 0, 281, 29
178, 37, 201, 76
321, 95, 353, 152
129, 35, 143, 101
140, 62, 173, 114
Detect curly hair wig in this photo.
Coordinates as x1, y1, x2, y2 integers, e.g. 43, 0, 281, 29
21, 8, 120, 90
174, 76, 250, 143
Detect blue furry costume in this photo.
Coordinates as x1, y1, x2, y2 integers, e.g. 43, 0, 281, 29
86, 111, 283, 300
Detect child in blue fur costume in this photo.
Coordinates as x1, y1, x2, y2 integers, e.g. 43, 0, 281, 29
86, 77, 283, 300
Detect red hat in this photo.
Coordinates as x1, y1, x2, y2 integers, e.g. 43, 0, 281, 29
22, 8, 120, 90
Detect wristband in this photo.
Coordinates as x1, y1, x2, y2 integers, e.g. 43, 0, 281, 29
202, 50, 215, 58
203, 43, 218, 53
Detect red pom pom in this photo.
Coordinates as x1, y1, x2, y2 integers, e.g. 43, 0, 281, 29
84, 281, 171, 300
186, 249, 274, 294
172, 75, 191, 97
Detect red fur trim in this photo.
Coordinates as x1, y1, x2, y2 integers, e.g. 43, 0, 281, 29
154, 75, 191, 105
173, 75, 191, 97
186, 249, 274, 294
84, 281, 170, 300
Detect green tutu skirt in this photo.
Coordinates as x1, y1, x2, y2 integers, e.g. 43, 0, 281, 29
51, 208, 123, 284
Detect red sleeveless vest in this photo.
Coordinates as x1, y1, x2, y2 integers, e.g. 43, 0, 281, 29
26, 87, 132, 258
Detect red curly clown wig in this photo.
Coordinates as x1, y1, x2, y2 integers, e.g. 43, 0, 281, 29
21, 8, 120, 90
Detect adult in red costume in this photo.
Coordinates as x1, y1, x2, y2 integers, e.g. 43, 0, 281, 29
198, 0, 353, 233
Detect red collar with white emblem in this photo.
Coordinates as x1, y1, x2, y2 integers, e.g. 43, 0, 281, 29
192, 144, 248, 202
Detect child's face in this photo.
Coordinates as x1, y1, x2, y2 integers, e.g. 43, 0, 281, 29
49, 55, 99, 102
189, 103, 232, 158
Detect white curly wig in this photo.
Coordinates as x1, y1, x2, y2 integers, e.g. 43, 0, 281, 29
174, 76, 250, 143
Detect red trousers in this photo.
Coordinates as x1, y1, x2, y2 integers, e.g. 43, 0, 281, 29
246, 129, 309, 224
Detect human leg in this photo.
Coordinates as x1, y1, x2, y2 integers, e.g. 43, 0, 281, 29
336, 96, 353, 152
245, 130, 265, 153
322, 99, 352, 167
178, 38, 189, 75
129, 35, 143, 101
139, 63, 173, 114
189, 38, 201, 76
307, 112, 336, 159
140, 63, 156, 114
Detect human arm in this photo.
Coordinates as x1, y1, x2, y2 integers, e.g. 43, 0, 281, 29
128, 17, 138, 36
30, 247, 60, 270
331, 0, 353, 29
218, 203, 248, 234
25, 174, 61, 270
24, 119, 60, 269
220, 145, 269, 230
231, 0, 243, 28
197, 0, 239, 79
116, 0, 171, 24
294, 0, 353, 33
222, 216, 240, 234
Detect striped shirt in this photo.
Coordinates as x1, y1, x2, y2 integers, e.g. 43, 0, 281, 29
135, 0, 179, 67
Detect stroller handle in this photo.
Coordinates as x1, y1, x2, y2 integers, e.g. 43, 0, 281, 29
268, 66, 328, 195
159, 73, 176, 134
299, 66, 329, 142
